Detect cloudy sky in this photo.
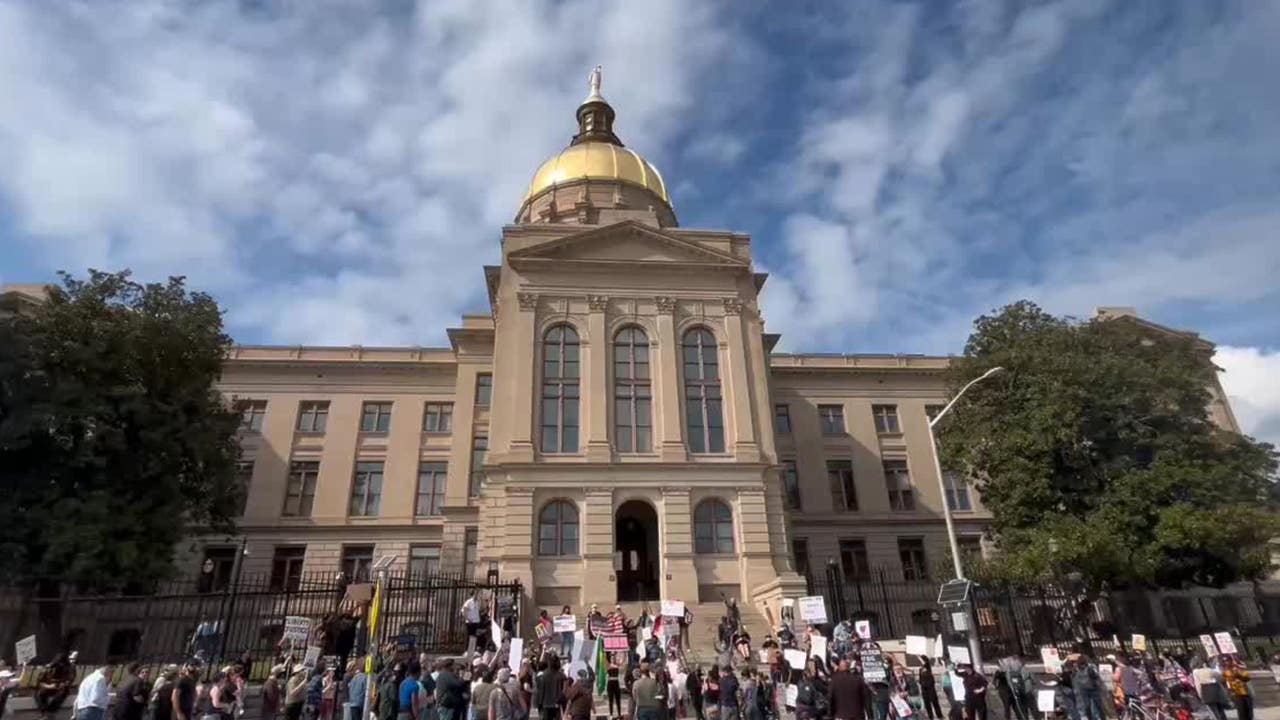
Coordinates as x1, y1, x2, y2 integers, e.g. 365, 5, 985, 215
0, 0, 1277, 446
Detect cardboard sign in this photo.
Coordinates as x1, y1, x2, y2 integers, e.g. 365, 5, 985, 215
1041, 647, 1062, 673
302, 645, 321, 668
603, 634, 630, 652
785, 685, 798, 708
1214, 631, 1238, 655
798, 596, 828, 623
855, 620, 872, 640
758, 649, 770, 663
892, 696, 914, 718
283, 616, 312, 642
1131, 634, 1147, 652
861, 651, 886, 683
950, 674, 966, 703
1098, 664, 1113, 685
554, 615, 577, 633
15, 635, 36, 665
785, 648, 808, 670
905, 635, 929, 657
948, 645, 972, 666
1200, 634, 1219, 658
508, 638, 523, 672
662, 600, 685, 618
810, 635, 828, 660
1037, 690, 1056, 712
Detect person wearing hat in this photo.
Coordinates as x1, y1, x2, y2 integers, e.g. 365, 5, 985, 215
173, 661, 203, 720
284, 664, 310, 720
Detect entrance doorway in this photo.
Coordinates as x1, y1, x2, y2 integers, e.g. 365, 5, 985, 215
615, 500, 660, 602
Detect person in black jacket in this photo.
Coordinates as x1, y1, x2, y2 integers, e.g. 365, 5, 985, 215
828, 658, 873, 720
533, 655, 566, 720
918, 659, 942, 720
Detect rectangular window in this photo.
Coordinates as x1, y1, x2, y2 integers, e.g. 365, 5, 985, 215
463, 528, 479, 579
614, 328, 652, 453
474, 374, 493, 408
839, 539, 870, 581
282, 461, 319, 517
781, 460, 802, 510
240, 400, 267, 432
818, 404, 845, 435
899, 538, 928, 581
872, 404, 901, 434
774, 404, 792, 434
827, 460, 858, 511
541, 381, 580, 453
296, 401, 329, 433
423, 402, 454, 433
408, 545, 441, 578
341, 545, 374, 583
944, 471, 972, 511
792, 538, 810, 577
269, 546, 305, 591
415, 461, 447, 516
235, 461, 253, 516
884, 459, 915, 511
201, 547, 236, 592
359, 402, 393, 433
469, 436, 488, 497
349, 461, 383, 517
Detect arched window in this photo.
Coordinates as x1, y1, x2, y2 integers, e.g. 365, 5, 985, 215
538, 500, 580, 556
541, 324, 580, 453
682, 328, 724, 453
693, 499, 734, 554
614, 326, 652, 453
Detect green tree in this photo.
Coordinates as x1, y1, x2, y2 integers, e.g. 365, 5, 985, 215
0, 271, 242, 649
938, 301, 1278, 593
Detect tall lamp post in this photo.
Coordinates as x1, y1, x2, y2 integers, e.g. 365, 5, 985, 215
926, 365, 1004, 670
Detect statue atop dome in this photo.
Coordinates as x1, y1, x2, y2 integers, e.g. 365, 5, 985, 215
586, 65, 603, 102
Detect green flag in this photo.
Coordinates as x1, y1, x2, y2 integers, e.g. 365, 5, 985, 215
595, 635, 607, 694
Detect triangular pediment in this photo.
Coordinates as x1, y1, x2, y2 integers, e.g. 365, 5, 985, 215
508, 220, 748, 268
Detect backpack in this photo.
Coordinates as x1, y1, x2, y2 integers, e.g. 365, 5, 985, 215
1007, 669, 1028, 696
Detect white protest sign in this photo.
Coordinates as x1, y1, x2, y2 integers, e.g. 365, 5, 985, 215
15, 635, 36, 666
1041, 647, 1062, 673
854, 620, 872, 640
892, 696, 915, 718
568, 660, 588, 678
1214, 631, 1238, 655
785, 685, 798, 708
932, 634, 945, 658
798, 596, 828, 623
1098, 664, 1113, 685
491, 620, 503, 645
810, 635, 828, 660
508, 638, 524, 673
639, 626, 653, 643
553, 615, 576, 633
758, 649, 770, 664
905, 635, 929, 657
1200, 634, 1219, 657
950, 674, 966, 703
283, 616, 312, 643
302, 645, 321, 668
785, 648, 808, 670
1037, 690, 1056, 713
948, 645, 972, 666
1131, 634, 1147, 652
571, 631, 586, 662
661, 600, 685, 618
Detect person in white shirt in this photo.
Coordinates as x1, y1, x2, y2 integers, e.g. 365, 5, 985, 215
74, 665, 116, 720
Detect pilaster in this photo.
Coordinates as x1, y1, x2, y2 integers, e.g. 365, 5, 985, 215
654, 297, 686, 461
508, 293, 538, 462
583, 487, 617, 605
585, 296, 611, 462
722, 298, 760, 462
661, 487, 698, 603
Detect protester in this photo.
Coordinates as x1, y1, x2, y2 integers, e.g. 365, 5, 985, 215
1191, 659, 1228, 720
565, 669, 594, 720
996, 656, 1030, 720
347, 660, 368, 720
720, 664, 742, 720
73, 664, 115, 720
1221, 657, 1253, 720
470, 669, 496, 720
828, 657, 873, 720
36, 652, 76, 720
210, 667, 239, 720
152, 665, 180, 720
918, 659, 942, 720
376, 665, 404, 720
1070, 657, 1105, 720
793, 661, 821, 720
399, 664, 424, 720
607, 656, 626, 719
705, 666, 722, 720
436, 660, 468, 720
109, 662, 150, 720
629, 662, 662, 720
175, 662, 204, 720
688, 667, 706, 720
961, 668, 988, 720
532, 654, 565, 720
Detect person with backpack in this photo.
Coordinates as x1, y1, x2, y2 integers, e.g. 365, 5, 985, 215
1071, 657, 1105, 720
996, 657, 1030, 720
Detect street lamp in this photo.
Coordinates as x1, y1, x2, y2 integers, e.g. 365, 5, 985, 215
926, 365, 1004, 670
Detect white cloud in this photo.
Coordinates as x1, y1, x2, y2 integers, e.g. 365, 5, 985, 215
1216, 346, 1280, 449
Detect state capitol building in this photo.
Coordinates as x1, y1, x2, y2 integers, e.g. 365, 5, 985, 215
6, 75, 1241, 633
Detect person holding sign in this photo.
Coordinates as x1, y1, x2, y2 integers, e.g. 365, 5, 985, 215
1221, 657, 1253, 720
558, 606, 575, 658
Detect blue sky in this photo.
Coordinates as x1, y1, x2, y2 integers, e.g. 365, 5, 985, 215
0, 0, 1278, 445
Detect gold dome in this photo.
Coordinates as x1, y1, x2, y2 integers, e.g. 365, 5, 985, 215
521, 141, 670, 207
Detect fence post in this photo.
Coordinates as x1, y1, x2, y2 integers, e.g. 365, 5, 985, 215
879, 568, 896, 638
1005, 589, 1025, 659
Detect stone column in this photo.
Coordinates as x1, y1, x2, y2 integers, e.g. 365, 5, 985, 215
721, 298, 760, 462
585, 296, 611, 462
508, 293, 538, 462
736, 486, 782, 597
499, 486, 535, 599
583, 487, 617, 606
661, 487, 698, 602
654, 296, 685, 462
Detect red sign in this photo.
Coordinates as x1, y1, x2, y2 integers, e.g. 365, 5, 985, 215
603, 634, 630, 651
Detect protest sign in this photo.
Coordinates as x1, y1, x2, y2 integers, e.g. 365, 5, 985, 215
892, 696, 914, 718
861, 651, 886, 683
1037, 690, 1056, 713
302, 645, 321, 668
491, 620, 503, 645
283, 616, 312, 643
15, 635, 36, 665
1040, 647, 1062, 673
661, 600, 685, 618
785, 648, 807, 670
810, 635, 828, 660
785, 685, 798, 708
1214, 632, 1238, 655
933, 634, 944, 658
1131, 634, 1147, 652
854, 620, 872, 640
950, 674, 966, 703
905, 635, 929, 657
948, 645, 972, 666
554, 615, 576, 633
1200, 634, 1219, 658
508, 638, 524, 672
758, 649, 770, 664
798, 596, 828, 623
639, 626, 652, 643
603, 634, 629, 652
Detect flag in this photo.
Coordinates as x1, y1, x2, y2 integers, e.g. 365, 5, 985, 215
365, 581, 382, 673
652, 614, 663, 638
594, 635, 607, 694
605, 611, 626, 635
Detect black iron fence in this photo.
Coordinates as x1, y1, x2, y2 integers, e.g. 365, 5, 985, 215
806, 566, 1280, 662
0, 571, 521, 677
